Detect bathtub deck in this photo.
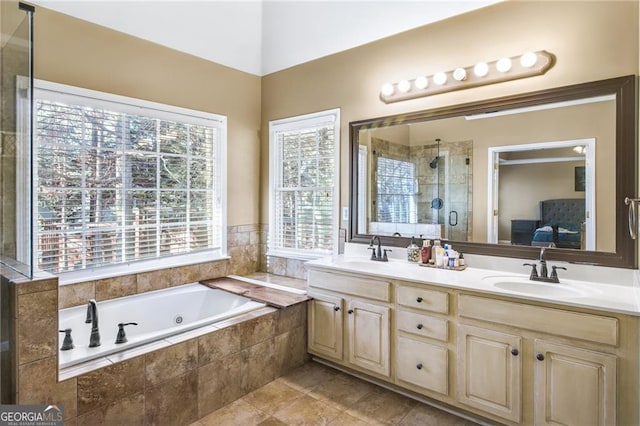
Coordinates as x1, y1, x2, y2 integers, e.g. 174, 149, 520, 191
200, 277, 310, 308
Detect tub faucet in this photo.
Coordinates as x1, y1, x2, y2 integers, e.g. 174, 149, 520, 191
86, 299, 101, 347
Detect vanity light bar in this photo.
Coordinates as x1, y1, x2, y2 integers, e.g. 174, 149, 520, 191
379, 50, 555, 104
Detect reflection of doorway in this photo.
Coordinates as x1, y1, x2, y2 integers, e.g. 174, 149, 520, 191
487, 138, 596, 250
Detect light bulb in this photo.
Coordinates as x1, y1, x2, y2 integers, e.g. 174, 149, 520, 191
414, 76, 428, 90
520, 51, 537, 68
474, 62, 489, 77
453, 68, 467, 81
381, 83, 394, 97
433, 72, 447, 85
496, 57, 512, 73
398, 80, 411, 93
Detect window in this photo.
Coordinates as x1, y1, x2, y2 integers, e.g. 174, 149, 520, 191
376, 157, 417, 223
32, 80, 226, 275
269, 109, 340, 258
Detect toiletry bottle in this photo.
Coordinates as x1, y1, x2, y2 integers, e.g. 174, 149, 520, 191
459, 253, 465, 267
420, 239, 432, 264
433, 240, 445, 267
407, 236, 420, 263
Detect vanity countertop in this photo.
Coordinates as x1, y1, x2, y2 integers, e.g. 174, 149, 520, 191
306, 254, 640, 316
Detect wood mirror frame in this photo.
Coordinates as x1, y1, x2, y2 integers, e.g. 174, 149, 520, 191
349, 75, 638, 268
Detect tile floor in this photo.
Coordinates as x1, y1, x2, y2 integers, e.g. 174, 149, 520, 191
191, 361, 479, 426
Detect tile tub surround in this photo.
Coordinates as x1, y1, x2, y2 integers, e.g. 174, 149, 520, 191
16, 294, 308, 424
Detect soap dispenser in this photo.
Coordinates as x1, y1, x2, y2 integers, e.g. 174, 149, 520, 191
407, 236, 420, 263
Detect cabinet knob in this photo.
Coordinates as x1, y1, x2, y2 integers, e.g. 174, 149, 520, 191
333, 306, 340, 311
511, 348, 519, 356
347, 309, 354, 314
416, 297, 423, 303
536, 353, 545, 361
416, 324, 423, 330
416, 363, 423, 370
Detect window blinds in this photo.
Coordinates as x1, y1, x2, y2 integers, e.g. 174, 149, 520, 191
35, 94, 223, 273
376, 157, 417, 223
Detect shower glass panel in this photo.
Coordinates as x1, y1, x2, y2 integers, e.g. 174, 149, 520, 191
1, 3, 34, 278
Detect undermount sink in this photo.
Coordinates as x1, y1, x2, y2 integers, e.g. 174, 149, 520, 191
338, 258, 392, 268
482, 275, 589, 299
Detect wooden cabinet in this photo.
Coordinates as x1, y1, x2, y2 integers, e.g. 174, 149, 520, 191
457, 324, 522, 422
397, 335, 448, 395
347, 299, 390, 376
308, 294, 343, 361
533, 340, 616, 426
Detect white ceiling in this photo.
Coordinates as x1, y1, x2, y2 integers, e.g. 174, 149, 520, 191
30, 0, 502, 76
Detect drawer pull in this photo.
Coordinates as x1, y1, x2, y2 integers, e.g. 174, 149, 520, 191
333, 306, 340, 312
416, 323, 424, 330
536, 353, 545, 361
416, 363, 423, 370
348, 309, 354, 314
416, 297, 423, 303
511, 348, 519, 356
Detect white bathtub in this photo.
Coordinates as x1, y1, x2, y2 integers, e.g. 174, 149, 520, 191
58, 283, 266, 369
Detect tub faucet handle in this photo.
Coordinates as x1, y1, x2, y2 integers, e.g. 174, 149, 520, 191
58, 328, 74, 351
115, 322, 138, 344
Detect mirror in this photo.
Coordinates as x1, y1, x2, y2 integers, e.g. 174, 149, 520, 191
349, 75, 637, 268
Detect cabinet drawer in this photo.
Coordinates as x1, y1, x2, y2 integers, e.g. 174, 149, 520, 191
458, 294, 618, 346
396, 336, 448, 395
397, 284, 448, 314
308, 270, 391, 302
396, 310, 448, 342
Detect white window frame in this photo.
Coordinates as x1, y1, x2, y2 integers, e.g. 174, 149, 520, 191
268, 108, 340, 259
21, 79, 227, 284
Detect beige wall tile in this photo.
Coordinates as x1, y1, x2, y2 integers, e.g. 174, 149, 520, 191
145, 339, 198, 387
76, 392, 144, 426
275, 326, 307, 376
228, 230, 251, 248
58, 282, 95, 309
198, 260, 228, 281
145, 371, 198, 426
76, 356, 145, 415
198, 324, 241, 367
18, 356, 78, 420
15, 277, 58, 295
136, 269, 170, 294
169, 265, 200, 287
275, 303, 307, 335
241, 339, 276, 393
239, 311, 275, 349
198, 352, 242, 416
18, 290, 57, 364
95, 275, 137, 301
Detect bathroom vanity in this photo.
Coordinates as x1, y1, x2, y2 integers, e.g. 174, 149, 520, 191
306, 253, 640, 426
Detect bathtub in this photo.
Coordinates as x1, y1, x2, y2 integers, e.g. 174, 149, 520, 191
58, 283, 266, 369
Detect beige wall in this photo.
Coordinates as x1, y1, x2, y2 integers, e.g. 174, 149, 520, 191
261, 1, 640, 247
34, 7, 262, 228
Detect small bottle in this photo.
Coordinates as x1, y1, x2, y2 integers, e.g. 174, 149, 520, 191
420, 239, 432, 264
407, 236, 420, 263
459, 253, 465, 267
433, 240, 445, 267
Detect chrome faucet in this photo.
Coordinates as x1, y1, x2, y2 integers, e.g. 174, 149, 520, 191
85, 299, 101, 347
524, 247, 566, 283
369, 235, 391, 262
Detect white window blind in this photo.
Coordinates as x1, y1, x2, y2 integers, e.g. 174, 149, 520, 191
269, 109, 340, 257
376, 157, 417, 223
34, 81, 226, 274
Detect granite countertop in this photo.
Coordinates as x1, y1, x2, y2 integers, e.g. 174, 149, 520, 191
306, 254, 640, 316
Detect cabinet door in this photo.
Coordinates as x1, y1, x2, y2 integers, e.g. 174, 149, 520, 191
308, 295, 343, 361
397, 336, 448, 395
457, 324, 522, 422
533, 340, 617, 426
347, 299, 390, 377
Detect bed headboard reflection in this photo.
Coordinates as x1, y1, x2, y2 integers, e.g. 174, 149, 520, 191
539, 198, 585, 226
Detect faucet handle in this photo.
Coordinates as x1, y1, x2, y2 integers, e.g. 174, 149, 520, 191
59, 329, 74, 351
115, 322, 138, 344
550, 266, 567, 282
369, 247, 377, 260
382, 249, 392, 262
523, 263, 538, 278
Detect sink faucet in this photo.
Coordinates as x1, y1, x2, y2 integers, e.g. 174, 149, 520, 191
369, 235, 391, 262
523, 247, 567, 283
85, 299, 101, 347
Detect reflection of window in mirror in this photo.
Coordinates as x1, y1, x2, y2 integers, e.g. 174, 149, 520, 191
375, 157, 417, 223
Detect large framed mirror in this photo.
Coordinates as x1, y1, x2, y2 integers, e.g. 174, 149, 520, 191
349, 75, 637, 268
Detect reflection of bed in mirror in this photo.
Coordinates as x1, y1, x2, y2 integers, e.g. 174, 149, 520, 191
530, 199, 585, 249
